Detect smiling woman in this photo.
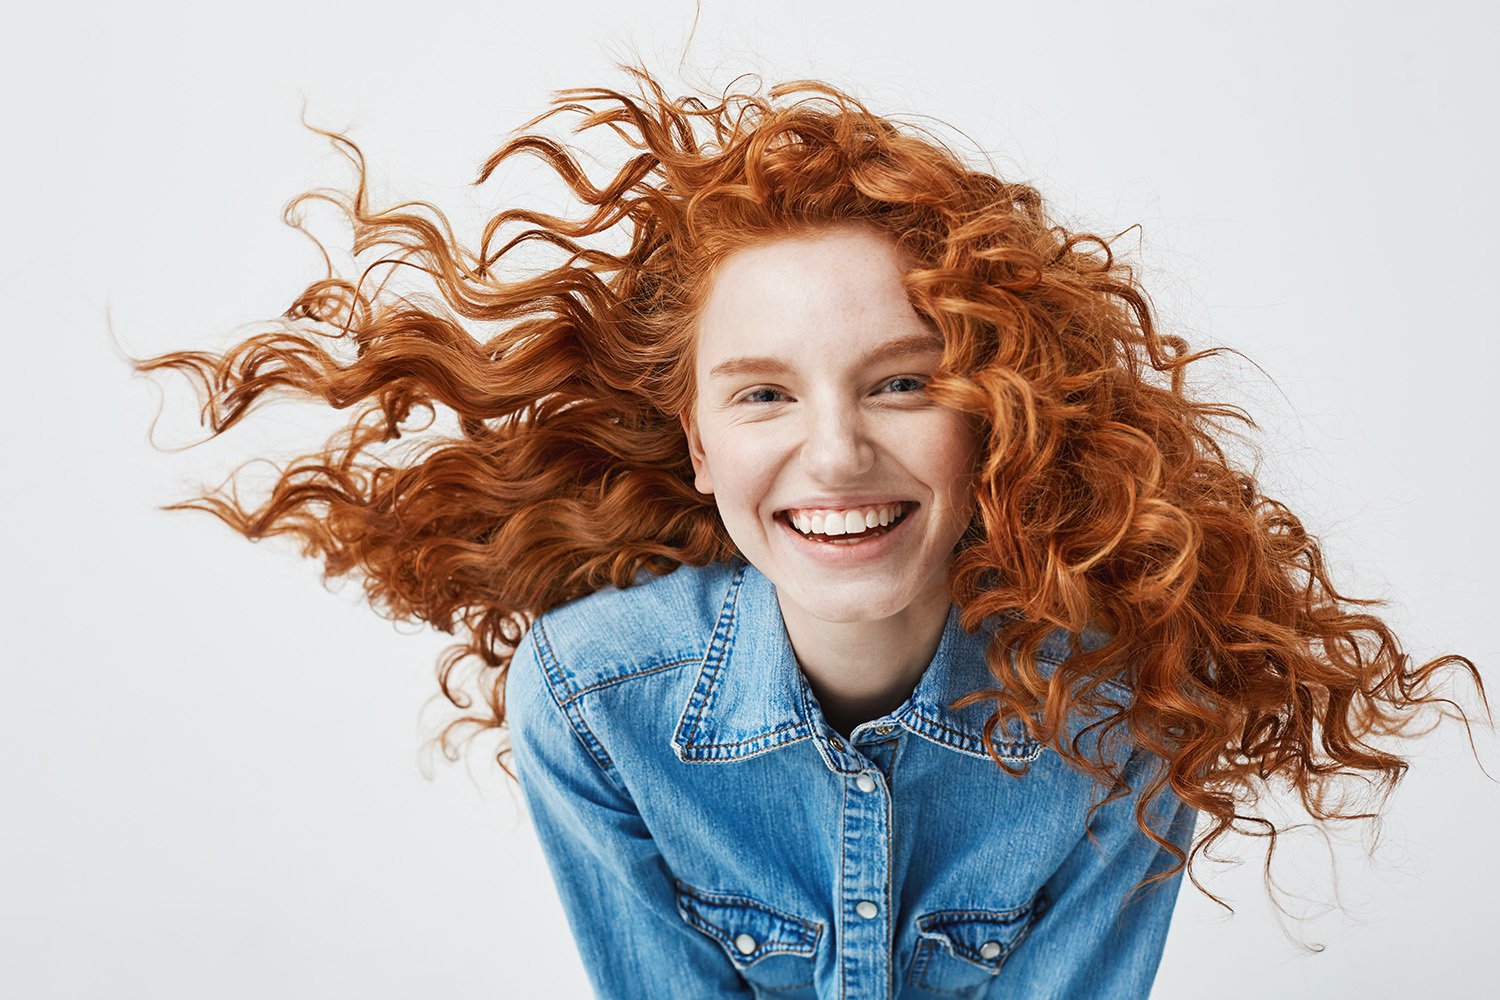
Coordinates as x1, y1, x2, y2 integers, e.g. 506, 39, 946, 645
681, 225, 983, 736
125, 66, 1487, 999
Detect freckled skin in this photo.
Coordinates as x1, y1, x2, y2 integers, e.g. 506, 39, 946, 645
679, 223, 980, 681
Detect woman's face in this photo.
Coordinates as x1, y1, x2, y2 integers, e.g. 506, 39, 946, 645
680, 223, 980, 628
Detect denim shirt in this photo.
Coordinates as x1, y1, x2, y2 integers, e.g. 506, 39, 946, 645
507, 558, 1195, 999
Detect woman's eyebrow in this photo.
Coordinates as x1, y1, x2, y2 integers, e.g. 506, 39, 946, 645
707, 332, 944, 381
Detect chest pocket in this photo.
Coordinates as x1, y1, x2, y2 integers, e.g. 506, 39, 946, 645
904, 901, 1038, 998
674, 880, 822, 998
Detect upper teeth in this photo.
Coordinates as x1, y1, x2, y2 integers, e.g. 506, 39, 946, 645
785, 502, 909, 536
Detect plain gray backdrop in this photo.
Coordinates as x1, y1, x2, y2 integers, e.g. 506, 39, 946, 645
3, 1, 1496, 996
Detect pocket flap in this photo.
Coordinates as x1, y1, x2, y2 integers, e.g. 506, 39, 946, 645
915, 904, 1034, 970
674, 881, 821, 968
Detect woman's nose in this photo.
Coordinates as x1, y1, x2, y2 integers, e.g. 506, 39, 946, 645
798, 401, 875, 483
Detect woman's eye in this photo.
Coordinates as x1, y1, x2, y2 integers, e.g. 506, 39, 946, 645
883, 375, 926, 394
740, 387, 786, 404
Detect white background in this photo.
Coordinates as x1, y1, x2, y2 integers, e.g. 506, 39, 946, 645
3, 1, 1497, 996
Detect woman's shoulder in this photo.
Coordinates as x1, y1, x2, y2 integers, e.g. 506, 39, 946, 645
524, 559, 738, 696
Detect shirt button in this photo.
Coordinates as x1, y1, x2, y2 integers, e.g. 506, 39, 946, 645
829, 735, 845, 751
734, 933, 757, 955
979, 940, 1002, 960
855, 900, 879, 919
874, 725, 893, 735
855, 773, 877, 793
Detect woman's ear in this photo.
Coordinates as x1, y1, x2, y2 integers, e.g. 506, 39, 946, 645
678, 408, 715, 496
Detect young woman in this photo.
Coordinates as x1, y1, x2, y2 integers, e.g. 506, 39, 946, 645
130, 68, 1486, 998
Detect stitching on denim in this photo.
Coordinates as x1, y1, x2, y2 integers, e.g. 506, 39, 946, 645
560, 655, 699, 705
680, 719, 808, 749
675, 881, 824, 937
882, 751, 896, 999
532, 616, 617, 774
675, 563, 746, 748
917, 905, 1032, 925
798, 666, 853, 776
679, 905, 818, 961
907, 711, 1045, 762
914, 942, 999, 994
838, 771, 848, 1000
530, 616, 571, 702
913, 903, 1038, 985
912, 940, 992, 997
676, 731, 814, 764
672, 879, 823, 962
904, 937, 933, 990
910, 711, 1022, 747
914, 953, 992, 997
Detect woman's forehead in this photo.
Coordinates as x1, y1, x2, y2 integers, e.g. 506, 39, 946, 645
695, 227, 920, 346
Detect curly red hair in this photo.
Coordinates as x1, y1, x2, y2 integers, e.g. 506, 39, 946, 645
129, 66, 1487, 908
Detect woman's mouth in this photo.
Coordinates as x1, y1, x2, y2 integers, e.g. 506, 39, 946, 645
775, 501, 915, 545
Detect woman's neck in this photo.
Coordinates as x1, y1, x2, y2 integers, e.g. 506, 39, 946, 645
776, 584, 952, 738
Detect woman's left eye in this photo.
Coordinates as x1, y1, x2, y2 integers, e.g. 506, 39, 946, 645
883, 375, 926, 394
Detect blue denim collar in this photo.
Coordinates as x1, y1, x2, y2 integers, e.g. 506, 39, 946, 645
671, 559, 1043, 773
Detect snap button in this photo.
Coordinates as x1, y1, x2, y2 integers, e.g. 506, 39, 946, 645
979, 940, 1001, 960
855, 773, 877, 793
874, 724, 893, 735
855, 900, 879, 919
829, 735, 845, 751
734, 932, 757, 955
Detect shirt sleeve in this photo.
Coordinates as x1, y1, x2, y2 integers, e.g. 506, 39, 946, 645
988, 747, 1198, 999
505, 624, 756, 1000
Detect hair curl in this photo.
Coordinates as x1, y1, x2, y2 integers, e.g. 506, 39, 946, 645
128, 65, 1488, 909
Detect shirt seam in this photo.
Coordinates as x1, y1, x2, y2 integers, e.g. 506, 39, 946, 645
556, 655, 701, 707
530, 615, 626, 784
674, 561, 747, 751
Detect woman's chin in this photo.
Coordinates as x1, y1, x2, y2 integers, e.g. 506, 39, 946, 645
772, 578, 925, 628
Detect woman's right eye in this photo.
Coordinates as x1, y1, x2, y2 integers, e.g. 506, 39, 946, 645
740, 387, 787, 404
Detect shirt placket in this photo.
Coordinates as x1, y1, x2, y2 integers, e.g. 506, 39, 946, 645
834, 721, 900, 1000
